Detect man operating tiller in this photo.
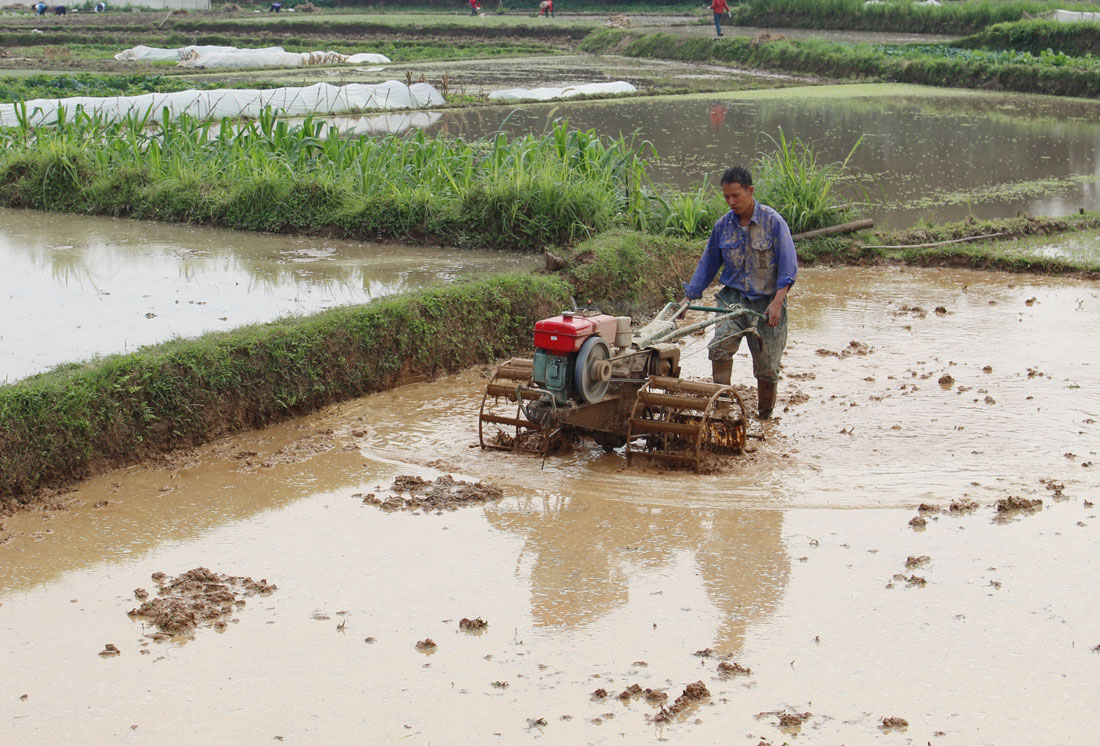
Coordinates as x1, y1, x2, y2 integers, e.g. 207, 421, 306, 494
682, 166, 798, 420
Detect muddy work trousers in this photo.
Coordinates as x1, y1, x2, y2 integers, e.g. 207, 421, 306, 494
707, 286, 788, 383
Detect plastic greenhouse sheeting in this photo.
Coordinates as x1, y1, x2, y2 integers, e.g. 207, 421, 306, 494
1052, 9, 1100, 22
0, 82, 443, 128
487, 81, 637, 102
114, 45, 391, 68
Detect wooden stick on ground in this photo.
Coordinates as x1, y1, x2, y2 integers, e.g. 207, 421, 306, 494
791, 219, 875, 242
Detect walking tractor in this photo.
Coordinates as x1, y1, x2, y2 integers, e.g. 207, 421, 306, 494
478, 301, 765, 472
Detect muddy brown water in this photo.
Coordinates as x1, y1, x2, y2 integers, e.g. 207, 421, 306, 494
0, 207, 536, 382
2, 266, 1097, 744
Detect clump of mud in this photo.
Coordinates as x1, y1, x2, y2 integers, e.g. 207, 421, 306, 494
360, 474, 504, 512
717, 660, 751, 677
757, 709, 811, 729
415, 638, 437, 651
98, 643, 121, 658
1041, 479, 1068, 500
751, 31, 787, 46
905, 555, 930, 569
880, 716, 909, 730
996, 496, 1043, 513
815, 340, 873, 358
459, 617, 488, 631
949, 498, 979, 514
652, 681, 709, 724
127, 567, 276, 638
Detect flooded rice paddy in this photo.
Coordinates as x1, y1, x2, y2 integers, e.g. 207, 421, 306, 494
0, 208, 536, 382
423, 83, 1100, 228
2, 266, 1097, 745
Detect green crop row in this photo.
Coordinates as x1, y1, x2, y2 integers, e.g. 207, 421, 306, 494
0, 74, 277, 103
729, 0, 1090, 35
580, 30, 1100, 97
955, 18, 1100, 57
0, 109, 857, 245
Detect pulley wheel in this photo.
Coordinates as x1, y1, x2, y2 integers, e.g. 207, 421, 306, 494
574, 336, 611, 403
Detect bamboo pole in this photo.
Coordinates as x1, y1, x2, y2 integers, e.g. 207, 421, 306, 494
791, 218, 875, 241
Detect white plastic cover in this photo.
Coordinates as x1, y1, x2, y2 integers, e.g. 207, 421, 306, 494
1052, 9, 1100, 22
114, 45, 391, 68
0, 82, 443, 128
114, 45, 238, 62
487, 81, 637, 102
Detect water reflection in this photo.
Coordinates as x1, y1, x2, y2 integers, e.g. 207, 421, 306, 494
0, 208, 536, 382
425, 84, 1100, 227
486, 494, 788, 653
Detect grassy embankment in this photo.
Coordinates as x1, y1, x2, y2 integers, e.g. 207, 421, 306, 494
0, 74, 284, 102
0, 115, 659, 249
0, 273, 569, 507
955, 18, 1100, 56
580, 28, 1100, 97
728, 0, 1097, 35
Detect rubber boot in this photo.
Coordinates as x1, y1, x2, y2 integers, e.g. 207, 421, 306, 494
757, 379, 777, 420
711, 358, 733, 386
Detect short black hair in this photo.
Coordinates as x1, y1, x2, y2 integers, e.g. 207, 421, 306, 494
720, 167, 752, 188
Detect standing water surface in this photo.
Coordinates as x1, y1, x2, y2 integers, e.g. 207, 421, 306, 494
0, 208, 536, 382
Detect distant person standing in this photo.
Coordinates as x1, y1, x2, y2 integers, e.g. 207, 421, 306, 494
539, 0, 554, 17
710, 0, 729, 37
469, 0, 481, 15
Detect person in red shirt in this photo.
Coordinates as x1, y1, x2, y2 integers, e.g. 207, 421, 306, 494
710, 0, 729, 37
540, 0, 554, 17
469, 0, 481, 16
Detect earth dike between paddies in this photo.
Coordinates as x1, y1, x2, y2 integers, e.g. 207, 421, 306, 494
579, 28, 1100, 99
0, 273, 571, 509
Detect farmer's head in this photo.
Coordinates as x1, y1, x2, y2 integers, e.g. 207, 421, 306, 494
720, 166, 754, 218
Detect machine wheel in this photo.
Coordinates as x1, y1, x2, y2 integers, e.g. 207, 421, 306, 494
478, 358, 549, 452
624, 376, 747, 473
574, 336, 611, 403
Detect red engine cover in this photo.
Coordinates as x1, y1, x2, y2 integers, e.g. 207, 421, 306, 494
534, 313, 595, 354
534, 312, 620, 354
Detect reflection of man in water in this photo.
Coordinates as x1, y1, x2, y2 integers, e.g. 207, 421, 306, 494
709, 104, 727, 132
682, 166, 797, 419
484, 494, 788, 654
